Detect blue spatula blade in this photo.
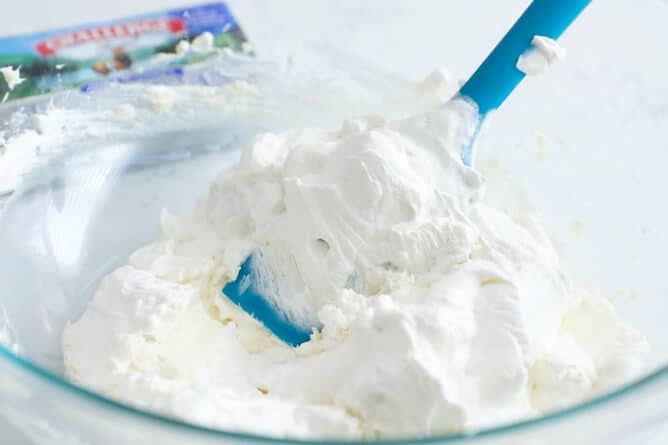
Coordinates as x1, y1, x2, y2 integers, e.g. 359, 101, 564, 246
223, 252, 313, 346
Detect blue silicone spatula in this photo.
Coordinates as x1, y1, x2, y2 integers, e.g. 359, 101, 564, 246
223, 0, 592, 346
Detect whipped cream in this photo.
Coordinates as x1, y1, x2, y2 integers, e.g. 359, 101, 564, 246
516, 36, 566, 76
191, 32, 215, 54
62, 97, 649, 439
1, 66, 24, 102
0, 66, 23, 91
415, 67, 458, 105
175, 40, 191, 56
153, 33, 214, 63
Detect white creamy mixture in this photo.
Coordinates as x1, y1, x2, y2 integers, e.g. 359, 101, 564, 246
1, 66, 24, 103
516, 36, 566, 76
191, 32, 216, 54
153, 32, 216, 63
0, 66, 23, 91
62, 96, 649, 439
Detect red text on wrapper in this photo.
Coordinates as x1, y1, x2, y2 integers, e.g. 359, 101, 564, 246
35, 18, 186, 56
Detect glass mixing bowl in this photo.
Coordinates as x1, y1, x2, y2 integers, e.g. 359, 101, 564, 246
1, 1, 668, 444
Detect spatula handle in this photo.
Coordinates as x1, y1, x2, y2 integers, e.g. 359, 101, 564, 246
458, 0, 591, 116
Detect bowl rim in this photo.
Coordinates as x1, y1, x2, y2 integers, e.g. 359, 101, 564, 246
1, 344, 666, 443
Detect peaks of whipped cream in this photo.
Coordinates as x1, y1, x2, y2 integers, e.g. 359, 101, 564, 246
516, 36, 566, 76
175, 40, 191, 56
215, 98, 482, 327
62, 94, 649, 439
153, 32, 216, 63
0, 66, 23, 91
191, 32, 215, 54
415, 67, 459, 105
1, 65, 24, 103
